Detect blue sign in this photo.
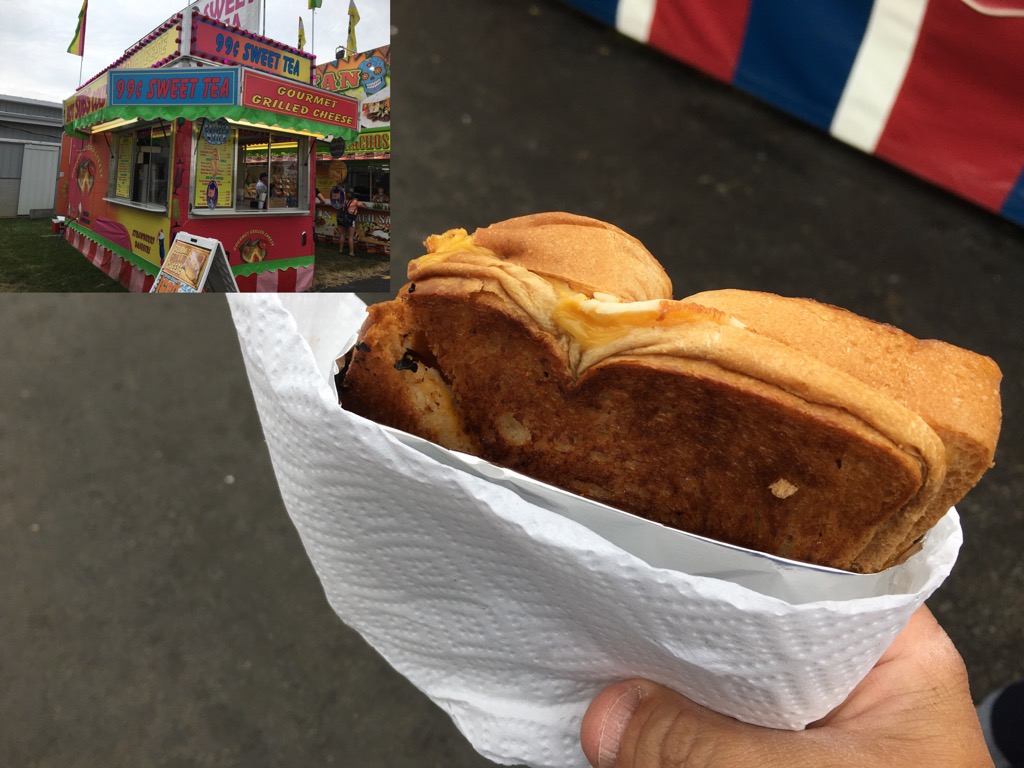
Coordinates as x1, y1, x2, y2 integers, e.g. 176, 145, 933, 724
109, 68, 239, 107
201, 117, 231, 145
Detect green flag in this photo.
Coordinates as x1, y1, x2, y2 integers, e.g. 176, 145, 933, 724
67, 0, 88, 56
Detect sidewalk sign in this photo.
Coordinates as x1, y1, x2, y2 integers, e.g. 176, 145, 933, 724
149, 232, 239, 293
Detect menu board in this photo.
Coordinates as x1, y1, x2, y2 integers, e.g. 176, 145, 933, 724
150, 232, 238, 293
115, 135, 133, 198
152, 238, 212, 293
193, 134, 235, 209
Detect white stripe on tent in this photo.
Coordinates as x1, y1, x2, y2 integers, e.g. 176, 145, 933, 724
960, 0, 1024, 18
830, 0, 928, 153
129, 266, 147, 293
616, 0, 657, 42
295, 265, 315, 292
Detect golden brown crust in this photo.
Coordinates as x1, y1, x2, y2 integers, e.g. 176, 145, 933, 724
394, 278, 947, 572
339, 215, 1001, 573
684, 289, 1002, 566
468, 212, 673, 302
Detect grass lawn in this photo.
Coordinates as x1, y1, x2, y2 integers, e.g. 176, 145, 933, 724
0, 218, 390, 293
0, 218, 126, 292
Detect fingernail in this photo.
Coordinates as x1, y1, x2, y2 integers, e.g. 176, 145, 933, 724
597, 686, 643, 768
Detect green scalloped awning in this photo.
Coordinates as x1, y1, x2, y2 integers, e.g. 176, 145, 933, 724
67, 220, 161, 277
68, 220, 318, 280
65, 103, 359, 141
232, 254, 314, 278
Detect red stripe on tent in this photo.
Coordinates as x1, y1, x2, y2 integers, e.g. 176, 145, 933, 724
103, 253, 120, 281
83, 237, 103, 269
234, 273, 257, 292
117, 259, 134, 290
647, 0, 753, 82
874, 3, 1024, 212
276, 267, 298, 293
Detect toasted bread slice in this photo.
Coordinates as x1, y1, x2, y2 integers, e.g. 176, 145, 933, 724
340, 297, 480, 455
685, 289, 1002, 566
468, 211, 673, 303
340, 214, 997, 573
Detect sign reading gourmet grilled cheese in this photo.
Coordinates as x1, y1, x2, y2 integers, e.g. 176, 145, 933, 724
241, 70, 358, 131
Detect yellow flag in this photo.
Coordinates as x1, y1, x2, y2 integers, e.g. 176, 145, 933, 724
346, 0, 360, 57
298, 16, 306, 51
67, 0, 88, 56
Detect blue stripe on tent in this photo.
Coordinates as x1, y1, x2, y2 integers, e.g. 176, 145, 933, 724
733, 0, 875, 131
1000, 167, 1024, 226
561, 0, 619, 28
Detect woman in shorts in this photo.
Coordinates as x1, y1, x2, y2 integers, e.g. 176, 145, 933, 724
339, 190, 361, 256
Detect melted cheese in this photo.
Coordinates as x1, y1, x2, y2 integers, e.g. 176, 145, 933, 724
552, 294, 744, 349
411, 230, 744, 352
421, 228, 497, 260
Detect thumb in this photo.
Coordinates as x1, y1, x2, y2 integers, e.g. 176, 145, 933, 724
580, 679, 842, 768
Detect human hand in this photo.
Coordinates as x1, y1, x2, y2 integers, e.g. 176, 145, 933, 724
580, 606, 992, 768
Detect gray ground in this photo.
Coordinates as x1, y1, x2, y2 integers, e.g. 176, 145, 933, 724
2, 1, 1022, 766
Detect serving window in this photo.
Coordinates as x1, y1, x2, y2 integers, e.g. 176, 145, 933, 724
235, 129, 307, 212
109, 123, 172, 209
189, 126, 310, 214
338, 160, 390, 204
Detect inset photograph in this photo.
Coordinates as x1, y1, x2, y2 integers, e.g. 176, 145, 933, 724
0, 0, 390, 292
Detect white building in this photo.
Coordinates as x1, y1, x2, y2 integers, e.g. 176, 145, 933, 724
0, 95, 63, 218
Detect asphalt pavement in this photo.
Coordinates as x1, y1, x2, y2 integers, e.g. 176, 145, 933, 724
2, 1, 1022, 766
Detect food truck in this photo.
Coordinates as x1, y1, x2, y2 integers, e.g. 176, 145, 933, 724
313, 46, 390, 257
57, 8, 359, 291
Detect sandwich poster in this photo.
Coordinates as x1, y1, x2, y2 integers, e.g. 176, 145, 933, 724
152, 238, 212, 293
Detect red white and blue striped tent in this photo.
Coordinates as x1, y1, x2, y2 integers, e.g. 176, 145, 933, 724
562, 0, 1024, 226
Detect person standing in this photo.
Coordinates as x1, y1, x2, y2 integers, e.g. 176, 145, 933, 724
253, 172, 269, 210
340, 190, 361, 256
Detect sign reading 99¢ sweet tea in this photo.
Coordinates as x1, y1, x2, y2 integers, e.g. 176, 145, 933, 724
191, 16, 312, 84
109, 68, 238, 106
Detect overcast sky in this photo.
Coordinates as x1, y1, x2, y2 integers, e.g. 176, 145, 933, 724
0, 0, 390, 105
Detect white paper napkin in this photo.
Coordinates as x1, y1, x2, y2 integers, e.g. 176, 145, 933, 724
228, 294, 961, 768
